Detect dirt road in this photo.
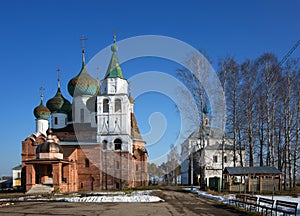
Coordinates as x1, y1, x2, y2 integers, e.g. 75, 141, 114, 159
0, 190, 251, 216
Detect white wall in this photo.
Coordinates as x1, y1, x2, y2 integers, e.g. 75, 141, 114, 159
72, 96, 92, 124
36, 119, 49, 135
101, 78, 128, 95
51, 113, 67, 129
97, 95, 131, 135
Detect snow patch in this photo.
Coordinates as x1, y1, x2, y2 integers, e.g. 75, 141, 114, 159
185, 187, 300, 214
0, 190, 164, 203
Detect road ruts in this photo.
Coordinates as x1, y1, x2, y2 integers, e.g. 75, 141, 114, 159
153, 189, 252, 216
0, 190, 253, 216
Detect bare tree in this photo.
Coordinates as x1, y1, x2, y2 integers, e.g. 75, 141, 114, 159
218, 57, 241, 166
240, 59, 258, 166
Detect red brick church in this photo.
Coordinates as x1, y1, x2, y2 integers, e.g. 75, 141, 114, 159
21, 35, 148, 193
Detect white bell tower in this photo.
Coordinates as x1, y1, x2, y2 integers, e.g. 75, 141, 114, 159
97, 35, 132, 154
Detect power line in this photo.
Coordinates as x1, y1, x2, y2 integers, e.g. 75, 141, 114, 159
279, 39, 300, 66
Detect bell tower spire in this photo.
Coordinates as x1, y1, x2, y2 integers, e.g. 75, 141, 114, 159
103, 31, 125, 81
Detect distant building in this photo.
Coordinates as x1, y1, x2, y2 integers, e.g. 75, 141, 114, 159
12, 165, 22, 188
21, 35, 148, 193
0, 177, 12, 189
181, 109, 245, 191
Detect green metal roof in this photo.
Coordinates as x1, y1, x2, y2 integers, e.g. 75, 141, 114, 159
104, 43, 125, 79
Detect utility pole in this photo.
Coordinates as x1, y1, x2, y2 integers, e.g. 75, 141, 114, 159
221, 66, 226, 192
190, 143, 194, 191
221, 137, 225, 192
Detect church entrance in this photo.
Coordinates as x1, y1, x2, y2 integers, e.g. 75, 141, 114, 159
36, 164, 53, 185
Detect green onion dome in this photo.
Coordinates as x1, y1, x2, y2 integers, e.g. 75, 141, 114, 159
46, 88, 64, 112
67, 63, 100, 97
34, 100, 51, 120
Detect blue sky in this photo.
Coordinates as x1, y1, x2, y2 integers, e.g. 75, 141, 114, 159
0, 0, 299, 176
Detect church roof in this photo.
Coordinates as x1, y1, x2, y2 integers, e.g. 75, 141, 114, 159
131, 113, 143, 141
104, 38, 124, 79
204, 143, 245, 150
12, 165, 22, 170
224, 166, 281, 176
62, 146, 77, 158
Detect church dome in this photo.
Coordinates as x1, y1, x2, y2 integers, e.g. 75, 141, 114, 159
59, 97, 72, 114
36, 141, 63, 154
46, 88, 64, 112
36, 128, 63, 159
68, 63, 100, 97
34, 101, 51, 120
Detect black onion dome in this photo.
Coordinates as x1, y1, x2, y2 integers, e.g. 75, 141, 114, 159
46, 88, 64, 112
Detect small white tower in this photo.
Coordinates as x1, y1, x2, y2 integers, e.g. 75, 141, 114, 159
33, 87, 50, 135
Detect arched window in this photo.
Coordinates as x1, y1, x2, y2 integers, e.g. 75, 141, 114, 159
114, 139, 122, 150
80, 109, 84, 123
115, 99, 121, 112
85, 158, 90, 167
102, 140, 108, 150
103, 99, 109, 113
